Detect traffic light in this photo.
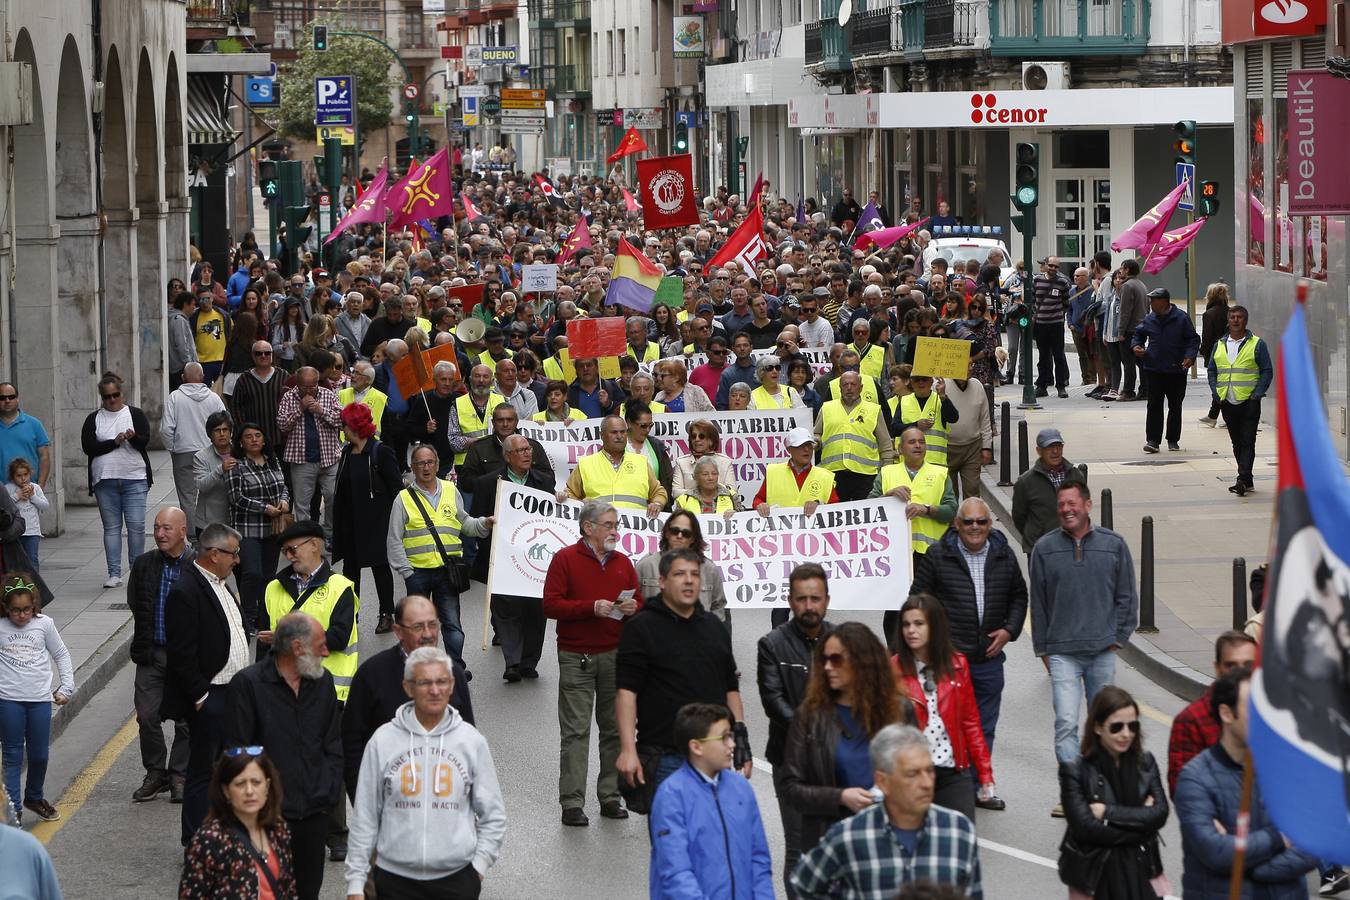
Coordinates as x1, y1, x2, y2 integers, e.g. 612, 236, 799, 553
674, 122, 689, 153
257, 159, 279, 199
1011, 142, 1038, 236
313, 25, 328, 51
1173, 120, 1196, 167
1198, 180, 1220, 217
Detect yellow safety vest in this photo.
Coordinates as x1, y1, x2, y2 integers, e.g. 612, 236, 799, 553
452, 392, 505, 466
576, 450, 650, 509
819, 399, 883, 475
751, 385, 795, 410
763, 463, 836, 506
416, 316, 432, 335
880, 462, 950, 554
263, 573, 359, 701
542, 348, 577, 384
337, 386, 387, 439
856, 343, 885, 382
532, 406, 575, 422
627, 342, 660, 363
478, 349, 514, 373
899, 392, 949, 467
399, 481, 463, 569
618, 400, 666, 417
835, 376, 879, 405
1211, 335, 1263, 404
674, 492, 736, 515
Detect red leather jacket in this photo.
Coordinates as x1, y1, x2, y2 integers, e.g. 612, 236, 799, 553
892, 653, 994, 785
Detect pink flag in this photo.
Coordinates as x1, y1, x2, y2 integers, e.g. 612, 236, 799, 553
556, 219, 592, 268
324, 160, 389, 244
622, 186, 641, 213
854, 216, 931, 252
1111, 182, 1187, 255
1142, 217, 1207, 274
387, 147, 455, 228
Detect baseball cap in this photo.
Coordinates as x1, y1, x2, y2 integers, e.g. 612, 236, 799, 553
1147, 287, 1171, 300
1036, 428, 1065, 448
312, 268, 329, 279
784, 426, 817, 448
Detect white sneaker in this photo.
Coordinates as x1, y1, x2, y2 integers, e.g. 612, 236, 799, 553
103, 575, 122, 589
1198, 416, 1218, 427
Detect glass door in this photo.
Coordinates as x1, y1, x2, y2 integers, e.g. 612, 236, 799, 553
1052, 171, 1110, 269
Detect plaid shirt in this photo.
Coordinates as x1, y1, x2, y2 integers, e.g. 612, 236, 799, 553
153, 553, 183, 645
1167, 686, 1220, 798
276, 385, 342, 467
957, 541, 990, 624
792, 803, 982, 899
224, 457, 290, 538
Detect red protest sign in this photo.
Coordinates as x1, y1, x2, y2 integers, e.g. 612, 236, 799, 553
567, 317, 627, 359
446, 282, 487, 317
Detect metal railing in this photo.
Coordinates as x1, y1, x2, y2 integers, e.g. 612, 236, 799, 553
897, 0, 924, 55
805, 20, 822, 64
556, 0, 590, 20
990, 0, 1148, 52
555, 64, 591, 94
852, 8, 893, 55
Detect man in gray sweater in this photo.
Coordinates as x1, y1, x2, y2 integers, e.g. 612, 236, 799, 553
1029, 482, 1138, 787
1116, 258, 1150, 401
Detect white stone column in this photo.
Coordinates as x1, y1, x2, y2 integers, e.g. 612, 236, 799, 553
138, 201, 169, 440
13, 223, 64, 528
56, 214, 101, 506
103, 207, 141, 401
166, 196, 192, 282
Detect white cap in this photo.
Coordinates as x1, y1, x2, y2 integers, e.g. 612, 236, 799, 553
784, 426, 816, 448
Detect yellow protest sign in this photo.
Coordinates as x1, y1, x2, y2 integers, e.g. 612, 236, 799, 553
599, 356, 621, 379
911, 337, 972, 380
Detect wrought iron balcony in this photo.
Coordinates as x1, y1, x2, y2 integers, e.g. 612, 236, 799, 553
556, 0, 590, 23
555, 63, 591, 96
807, 0, 851, 72
990, 0, 1149, 56
852, 8, 893, 56
805, 21, 822, 65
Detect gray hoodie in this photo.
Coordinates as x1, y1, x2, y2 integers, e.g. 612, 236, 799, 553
159, 382, 226, 453
346, 701, 506, 893
167, 307, 197, 374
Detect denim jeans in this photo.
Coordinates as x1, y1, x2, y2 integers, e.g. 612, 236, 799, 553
405, 568, 464, 667
92, 477, 149, 578
1048, 650, 1116, 764
18, 536, 39, 573
0, 698, 52, 809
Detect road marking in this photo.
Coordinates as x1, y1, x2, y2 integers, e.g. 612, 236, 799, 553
31, 716, 137, 845
979, 837, 1058, 869
1139, 701, 1174, 727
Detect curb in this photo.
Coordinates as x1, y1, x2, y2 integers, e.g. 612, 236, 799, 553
51, 618, 134, 743
978, 469, 1209, 702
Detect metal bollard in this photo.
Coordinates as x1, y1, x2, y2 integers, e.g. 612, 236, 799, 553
1232, 557, 1248, 631
1138, 515, 1158, 633
1018, 419, 1030, 476
997, 402, 1013, 485
1100, 488, 1113, 531
985, 381, 997, 435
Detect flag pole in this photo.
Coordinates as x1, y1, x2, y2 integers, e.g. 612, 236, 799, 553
1227, 752, 1255, 900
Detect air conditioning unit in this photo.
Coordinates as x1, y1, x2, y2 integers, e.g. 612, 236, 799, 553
1022, 61, 1070, 90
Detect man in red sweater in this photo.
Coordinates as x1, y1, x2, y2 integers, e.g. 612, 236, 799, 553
1166, 630, 1256, 798
542, 499, 642, 828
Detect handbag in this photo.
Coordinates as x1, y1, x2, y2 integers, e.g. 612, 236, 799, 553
270, 511, 296, 537
404, 487, 471, 593
1057, 832, 1109, 894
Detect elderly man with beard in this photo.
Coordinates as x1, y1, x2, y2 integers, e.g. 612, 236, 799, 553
225, 612, 343, 900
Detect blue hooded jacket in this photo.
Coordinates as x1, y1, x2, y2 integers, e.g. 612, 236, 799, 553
1130, 302, 1200, 374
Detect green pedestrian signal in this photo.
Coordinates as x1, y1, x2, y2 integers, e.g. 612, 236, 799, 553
313, 25, 328, 52
262, 180, 278, 197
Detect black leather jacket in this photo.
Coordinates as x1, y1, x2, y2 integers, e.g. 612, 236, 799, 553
756, 619, 833, 766
1058, 750, 1168, 894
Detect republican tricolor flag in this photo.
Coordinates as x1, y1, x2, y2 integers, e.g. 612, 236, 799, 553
604, 237, 662, 313
1249, 283, 1350, 865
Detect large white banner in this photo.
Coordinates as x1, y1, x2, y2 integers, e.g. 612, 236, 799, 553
489, 484, 911, 611
653, 346, 835, 379
517, 408, 811, 507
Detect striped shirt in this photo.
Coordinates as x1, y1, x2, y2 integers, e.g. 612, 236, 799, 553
792, 802, 982, 899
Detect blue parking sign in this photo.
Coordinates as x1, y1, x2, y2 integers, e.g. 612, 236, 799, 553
245, 77, 277, 107
315, 75, 355, 127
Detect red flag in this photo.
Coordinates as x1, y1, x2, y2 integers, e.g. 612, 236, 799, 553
622, 186, 641, 213
535, 173, 567, 209
567, 318, 627, 359
607, 127, 649, 165
445, 282, 486, 318
461, 191, 486, 222
749, 171, 764, 207
325, 160, 390, 245
1142, 217, 1207, 274
707, 204, 768, 270
557, 220, 592, 268
636, 154, 700, 230
387, 148, 455, 228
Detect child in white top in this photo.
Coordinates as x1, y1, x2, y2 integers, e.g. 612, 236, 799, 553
5, 459, 47, 572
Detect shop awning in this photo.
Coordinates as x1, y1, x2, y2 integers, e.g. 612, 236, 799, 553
186, 77, 239, 146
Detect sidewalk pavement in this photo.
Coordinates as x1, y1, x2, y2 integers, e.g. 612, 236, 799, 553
980, 373, 1277, 700
40, 450, 179, 740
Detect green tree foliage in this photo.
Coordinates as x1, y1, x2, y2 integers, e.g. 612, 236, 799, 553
273, 21, 399, 140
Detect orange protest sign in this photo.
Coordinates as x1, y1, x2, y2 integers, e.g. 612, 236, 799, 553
393, 342, 459, 399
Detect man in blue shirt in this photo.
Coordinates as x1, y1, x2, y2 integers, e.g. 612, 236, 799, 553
0, 384, 51, 489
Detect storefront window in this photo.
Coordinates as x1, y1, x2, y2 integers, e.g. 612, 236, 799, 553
1246, 98, 1265, 267
1302, 216, 1328, 281
1273, 100, 1293, 273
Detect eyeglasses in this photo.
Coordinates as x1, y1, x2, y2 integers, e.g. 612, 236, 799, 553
206, 545, 241, 557
959, 517, 990, 526
281, 538, 317, 557
1108, 720, 1141, 735
411, 678, 453, 690
666, 526, 694, 539
412, 458, 438, 466
0, 395, 16, 401
101, 391, 122, 400
693, 732, 735, 745
224, 745, 264, 758
822, 652, 849, 668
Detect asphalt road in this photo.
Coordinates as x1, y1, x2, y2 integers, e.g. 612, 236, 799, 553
32, 561, 1194, 900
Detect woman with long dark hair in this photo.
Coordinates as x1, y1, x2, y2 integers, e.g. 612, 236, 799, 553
633, 509, 729, 632
1058, 685, 1170, 900
332, 404, 401, 634
780, 622, 910, 851
891, 593, 996, 820
179, 748, 297, 899
221, 311, 259, 399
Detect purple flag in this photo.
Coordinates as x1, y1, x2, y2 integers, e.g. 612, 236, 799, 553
1110, 181, 1187, 256
324, 160, 389, 245
1142, 217, 1207, 274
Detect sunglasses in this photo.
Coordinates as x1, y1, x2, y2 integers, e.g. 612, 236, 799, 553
666, 526, 694, 539
0, 394, 16, 401
960, 517, 990, 526
822, 652, 848, 667
224, 745, 264, 758
253, 350, 273, 357
102, 391, 122, 400
1108, 720, 1141, 735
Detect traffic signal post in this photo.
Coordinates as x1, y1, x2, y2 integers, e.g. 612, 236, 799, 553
1174, 120, 1197, 376
320, 28, 419, 162
1012, 141, 1040, 410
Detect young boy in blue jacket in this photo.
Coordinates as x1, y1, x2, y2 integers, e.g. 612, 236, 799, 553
649, 703, 775, 900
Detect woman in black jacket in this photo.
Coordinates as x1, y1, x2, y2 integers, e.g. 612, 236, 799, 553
332, 403, 401, 634
780, 622, 911, 854
81, 372, 153, 589
1197, 282, 1232, 426
1058, 685, 1170, 900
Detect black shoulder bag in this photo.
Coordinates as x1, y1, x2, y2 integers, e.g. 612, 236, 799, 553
404, 486, 472, 593
234, 827, 284, 897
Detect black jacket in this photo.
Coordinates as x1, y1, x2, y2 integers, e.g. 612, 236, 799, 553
127, 546, 196, 666
779, 709, 849, 851
161, 563, 243, 721
332, 439, 402, 568
224, 657, 344, 820
910, 529, 1027, 659
342, 644, 474, 800
756, 619, 834, 766
460, 432, 553, 493
470, 465, 556, 582
1058, 751, 1168, 895
81, 405, 153, 496
256, 562, 356, 656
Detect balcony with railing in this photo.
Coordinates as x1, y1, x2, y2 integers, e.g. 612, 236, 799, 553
990, 0, 1149, 56
555, 0, 590, 24
805, 20, 822, 64
805, 0, 851, 72
555, 63, 591, 96
852, 7, 894, 56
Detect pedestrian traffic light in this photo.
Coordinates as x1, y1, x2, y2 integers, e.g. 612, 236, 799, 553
257, 159, 279, 199
1173, 120, 1196, 167
1198, 180, 1220, 217
1013, 142, 1039, 210
674, 122, 689, 153
313, 25, 328, 51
